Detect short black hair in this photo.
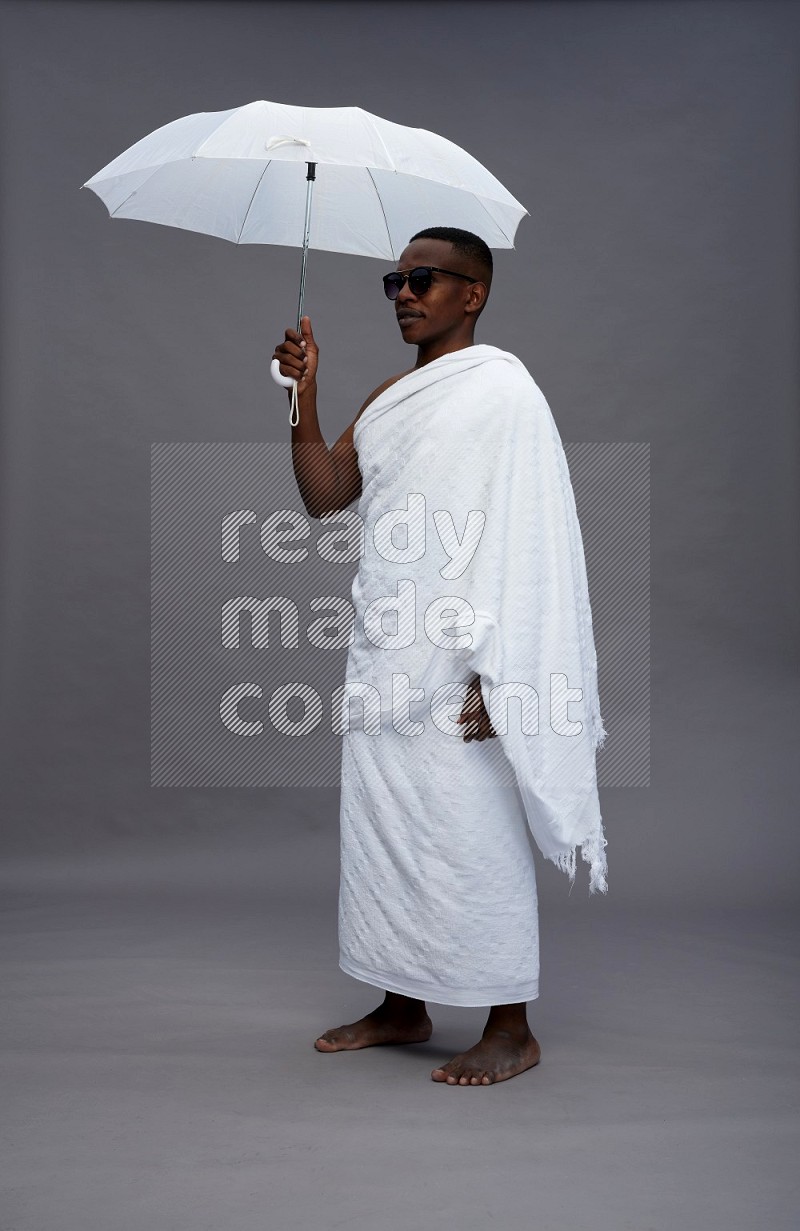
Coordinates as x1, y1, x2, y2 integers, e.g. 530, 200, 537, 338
409, 226, 493, 288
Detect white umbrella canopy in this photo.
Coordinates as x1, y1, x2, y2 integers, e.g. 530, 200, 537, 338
82, 99, 528, 420
81, 99, 527, 257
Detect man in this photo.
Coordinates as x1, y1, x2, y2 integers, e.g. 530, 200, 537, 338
273, 227, 606, 1086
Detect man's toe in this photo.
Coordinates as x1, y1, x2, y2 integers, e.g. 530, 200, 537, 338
315, 1028, 347, 1050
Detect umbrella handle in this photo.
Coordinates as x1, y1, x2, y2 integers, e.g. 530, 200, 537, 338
270, 357, 295, 389
270, 358, 300, 427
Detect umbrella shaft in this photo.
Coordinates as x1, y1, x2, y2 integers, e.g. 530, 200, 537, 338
296, 163, 317, 331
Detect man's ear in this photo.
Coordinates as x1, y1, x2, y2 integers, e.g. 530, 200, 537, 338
464, 282, 488, 316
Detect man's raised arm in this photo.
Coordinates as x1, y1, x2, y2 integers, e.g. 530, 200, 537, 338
272, 316, 406, 519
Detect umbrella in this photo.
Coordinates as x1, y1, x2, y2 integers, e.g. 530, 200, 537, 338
81, 99, 528, 423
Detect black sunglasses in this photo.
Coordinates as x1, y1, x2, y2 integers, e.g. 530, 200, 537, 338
382, 265, 478, 301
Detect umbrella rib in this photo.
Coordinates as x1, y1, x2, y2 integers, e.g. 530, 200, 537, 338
472, 193, 513, 246
109, 165, 165, 218
237, 160, 272, 244
366, 169, 395, 260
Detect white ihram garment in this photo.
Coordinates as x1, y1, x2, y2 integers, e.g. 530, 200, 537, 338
336, 344, 607, 1007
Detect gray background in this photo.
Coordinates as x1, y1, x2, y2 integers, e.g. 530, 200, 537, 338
0, 2, 798, 1229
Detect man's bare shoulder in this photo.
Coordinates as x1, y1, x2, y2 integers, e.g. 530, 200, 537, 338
356, 369, 412, 420
331, 370, 412, 469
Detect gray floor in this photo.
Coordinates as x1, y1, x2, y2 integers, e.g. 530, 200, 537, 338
1, 821, 797, 1231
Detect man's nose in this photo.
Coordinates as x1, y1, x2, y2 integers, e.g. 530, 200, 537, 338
395, 278, 418, 303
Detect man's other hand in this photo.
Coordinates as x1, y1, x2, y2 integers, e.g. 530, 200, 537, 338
456, 675, 497, 743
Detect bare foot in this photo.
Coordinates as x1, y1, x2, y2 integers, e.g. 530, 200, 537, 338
431, 1027, 541, 1085
315, 1000, 433, 1052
